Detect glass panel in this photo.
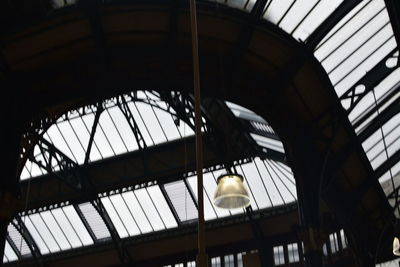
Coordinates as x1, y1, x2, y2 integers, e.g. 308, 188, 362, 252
40, 210, 71, 250
187, 175, 217, 220
57, 121, 86, 164
63, 206, 94, 246
121, 191, 153, 233
99, 111, 128, 155
135, 188, 166, 231
101, 197, 129, 238
108, 194, 141, 236
164, 180, 198, 222
107, 106, 139, 152
78, 202, 111, 240
7, 224, 31, 256
4, 241, 18, 262
146, 185, 178, 228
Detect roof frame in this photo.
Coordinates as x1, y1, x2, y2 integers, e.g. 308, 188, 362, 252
26, 134, 133, 265
306, 0, 362, 50
339, 48, 399, 115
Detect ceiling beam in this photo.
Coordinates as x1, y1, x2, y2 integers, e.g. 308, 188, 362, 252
385, 0, 400, 48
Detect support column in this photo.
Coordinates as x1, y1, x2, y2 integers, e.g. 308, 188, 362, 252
0, 80, 24, 265
288, 132, 326, 267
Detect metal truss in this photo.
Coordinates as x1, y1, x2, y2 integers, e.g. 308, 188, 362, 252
11, 216, 42, 266
339, 48, 399, 116
116, 96, 147, 150
26, 134, 132, 264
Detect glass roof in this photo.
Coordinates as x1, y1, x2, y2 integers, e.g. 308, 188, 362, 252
310, 0, 400, 198
4, 0, 400, 263
5, 90, 294, 263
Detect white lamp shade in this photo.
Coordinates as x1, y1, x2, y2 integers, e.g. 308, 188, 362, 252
394, 237, 400, 256
213, 174, 251, 209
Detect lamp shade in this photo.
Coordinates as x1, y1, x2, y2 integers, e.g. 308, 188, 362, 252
213, 174, 251, 209
394, 237, 400, 256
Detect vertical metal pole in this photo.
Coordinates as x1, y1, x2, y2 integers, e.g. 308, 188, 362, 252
189, 0, 207, 265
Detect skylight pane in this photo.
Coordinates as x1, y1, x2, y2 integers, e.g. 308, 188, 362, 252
135, 102, 167, 144
57, 121, 86, 164
186, 176, 218, 221
40, 210, 71, 250
108, 194, 141, 236
152, 106, 181, 141
322, 10, 389, 73
29, 214, 60, 253
235, 166, 260, 210
99, 112, 128, 155
254, 158, 285, 206
93, 121, 115, 159
101, 197, 129, 238
147, 185, 178, 228
240, 161, 271, 209
4, 241, 18, 262
164, 180, 198, 222
250, 133, 284, 153
264, 0, 296, 25
315, 0, 385, 60
107, 106, 139, 151
330, 25, 394, 89
317, 0, 371, 46
279, 0, 320, 34
334, 37, 397, 96
121, 191, 153, 234
24, 216, 50, 254
63, 206, 94, 246
134, 188, 166, 231
78, 202, 111, 240
20, 166, 31, 180
7, 224, 31, 256
127, 102, 154, 146
46, 125, 77, 162
292, 0, 343, 41
269, 162, 297, 196
51, 207, 84, 248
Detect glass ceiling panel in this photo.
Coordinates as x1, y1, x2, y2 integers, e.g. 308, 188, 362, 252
262, 0, 343, 42
7, 224, 31, 257
164, 180, 198, 222
3, 241, 18, 263
77, 202, 111, 240
311, 0, 399, 206
21, 91, 195, 180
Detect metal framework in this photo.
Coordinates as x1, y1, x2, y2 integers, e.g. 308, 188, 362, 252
0, 0, 399, 265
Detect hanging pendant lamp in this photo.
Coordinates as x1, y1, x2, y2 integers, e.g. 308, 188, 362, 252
213, 174, 251, 209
